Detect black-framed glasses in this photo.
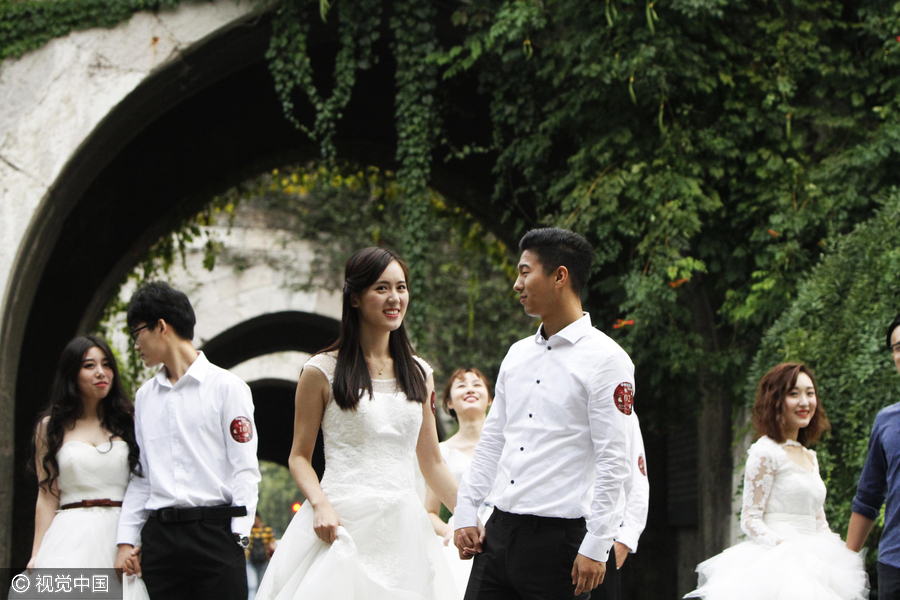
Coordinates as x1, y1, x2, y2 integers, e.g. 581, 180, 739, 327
129, 325, 150, 343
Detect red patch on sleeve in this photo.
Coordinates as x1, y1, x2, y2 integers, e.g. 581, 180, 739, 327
613, 382, 634, 415
430, 391, 436, 416
638, 453, 646, 476
230, 416, 253, 443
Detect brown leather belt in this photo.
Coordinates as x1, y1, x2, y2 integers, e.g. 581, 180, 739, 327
59, 499, 123, 510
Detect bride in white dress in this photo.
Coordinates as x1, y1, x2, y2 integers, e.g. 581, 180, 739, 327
256, 247, 460, 600
424, 368, 495, 596
29, 335, 148, 599
686, 362, 868, 600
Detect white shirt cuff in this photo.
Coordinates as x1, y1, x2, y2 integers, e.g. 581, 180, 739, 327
116, 525, 142, 547
615, 527, 639, 554
578, 532, 612, 562
453, 504, 479, 529
232, 515, 253, 538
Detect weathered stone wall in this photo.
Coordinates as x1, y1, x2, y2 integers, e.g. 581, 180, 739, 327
0, 1, 261, 569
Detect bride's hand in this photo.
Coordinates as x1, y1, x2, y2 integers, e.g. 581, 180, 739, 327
442, 528, 453, 546
312, 502, 341, 544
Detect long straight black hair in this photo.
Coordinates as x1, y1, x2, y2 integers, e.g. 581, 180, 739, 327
322, 247, 427, 410
33, 335, 142, 492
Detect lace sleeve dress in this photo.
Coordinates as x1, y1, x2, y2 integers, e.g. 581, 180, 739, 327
685, 436, 868, 600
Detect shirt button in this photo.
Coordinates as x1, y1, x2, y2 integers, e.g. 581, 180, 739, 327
529, 413, 533, 418
536, 380, 540, 384
520, 447, 524, 451
510, 480, 515, 484
548, 346, 552, 350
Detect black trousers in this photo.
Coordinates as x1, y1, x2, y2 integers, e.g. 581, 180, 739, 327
463, 509, 620, 600
879, 562, 900, 600
141, 514, 247, 600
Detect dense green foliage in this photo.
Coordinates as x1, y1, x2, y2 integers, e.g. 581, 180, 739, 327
752, 193, 900, 559
256, 460, 305, 536
267, 0, 441, 321
421, 0, 900, 435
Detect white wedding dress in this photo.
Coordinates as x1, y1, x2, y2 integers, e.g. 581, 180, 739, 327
255, 354, 458, 600
686, 436, 868, 600
35, 440, 149, 599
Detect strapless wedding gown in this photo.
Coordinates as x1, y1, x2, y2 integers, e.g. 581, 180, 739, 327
255, 354, 457, 600
685, 436, 868, 600
35, 440, 149, 599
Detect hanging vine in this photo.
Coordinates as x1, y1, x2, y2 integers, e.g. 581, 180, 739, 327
266, 0, 382, 164
389, 0, 439, 314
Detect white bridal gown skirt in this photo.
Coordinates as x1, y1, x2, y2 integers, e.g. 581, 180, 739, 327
686, 514, 868, 600
34, 506, 149, 600
256, 486, 458, 600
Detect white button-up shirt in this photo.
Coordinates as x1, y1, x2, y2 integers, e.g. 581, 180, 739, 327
117, 352, 260, 544
456, 314, 634, 561
616, 412, 649, 553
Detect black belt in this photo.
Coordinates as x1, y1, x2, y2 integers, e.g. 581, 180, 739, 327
492, 508, 585, 529
150, 505, 247, 523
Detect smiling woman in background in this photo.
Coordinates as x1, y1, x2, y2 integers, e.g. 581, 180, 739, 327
685, 363, 867, 600
425, 368, 494, 597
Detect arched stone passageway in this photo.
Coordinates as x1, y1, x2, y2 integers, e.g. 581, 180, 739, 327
245, 377, 324, 477
0, 2, 497, 569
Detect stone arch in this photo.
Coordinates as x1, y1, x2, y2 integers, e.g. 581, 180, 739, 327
0, 2, 498, 567
202, 312, 338, 370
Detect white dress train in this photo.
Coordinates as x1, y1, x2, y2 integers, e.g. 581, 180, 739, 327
685, 436, 868, 600
255, 354, 458, 600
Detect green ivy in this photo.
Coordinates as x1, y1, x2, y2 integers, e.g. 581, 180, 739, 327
266, 0, 381, 163
0, 0, 184, 60
389, 0, 439, 312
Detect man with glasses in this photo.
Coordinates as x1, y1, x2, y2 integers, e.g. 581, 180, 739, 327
114, 281, 260, 600
847, 314, 900, 600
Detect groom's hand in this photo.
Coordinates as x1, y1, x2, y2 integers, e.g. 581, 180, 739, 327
454, 526, 482, 560
571, 553, 605, 595
125, 546, 142, 577
114, 544, 136, 580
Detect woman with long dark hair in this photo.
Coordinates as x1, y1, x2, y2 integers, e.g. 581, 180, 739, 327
685, 363, 867, 600
256, 247, 460, 599
29, 335, 148, 598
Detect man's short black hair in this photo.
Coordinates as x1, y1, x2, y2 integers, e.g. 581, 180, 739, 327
888, 314, 900, 350
518, 228, 593, 295
127, 281, 196, 341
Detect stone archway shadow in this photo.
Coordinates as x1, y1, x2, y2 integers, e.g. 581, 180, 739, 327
0, 7, 498, 567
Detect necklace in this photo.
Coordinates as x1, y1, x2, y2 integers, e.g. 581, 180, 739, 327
368, 357, 390, 377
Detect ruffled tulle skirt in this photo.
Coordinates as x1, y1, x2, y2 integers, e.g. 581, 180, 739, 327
256, 486, 458, 600
685, 514, 868, 600
34, 506, 149, 599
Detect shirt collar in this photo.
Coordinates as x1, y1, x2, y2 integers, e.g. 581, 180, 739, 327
154, 351, 210, 388
534, 313, 593, 345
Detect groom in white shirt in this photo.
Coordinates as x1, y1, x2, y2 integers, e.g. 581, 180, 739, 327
455, 228, 635, 599
114, 281, 260, 600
